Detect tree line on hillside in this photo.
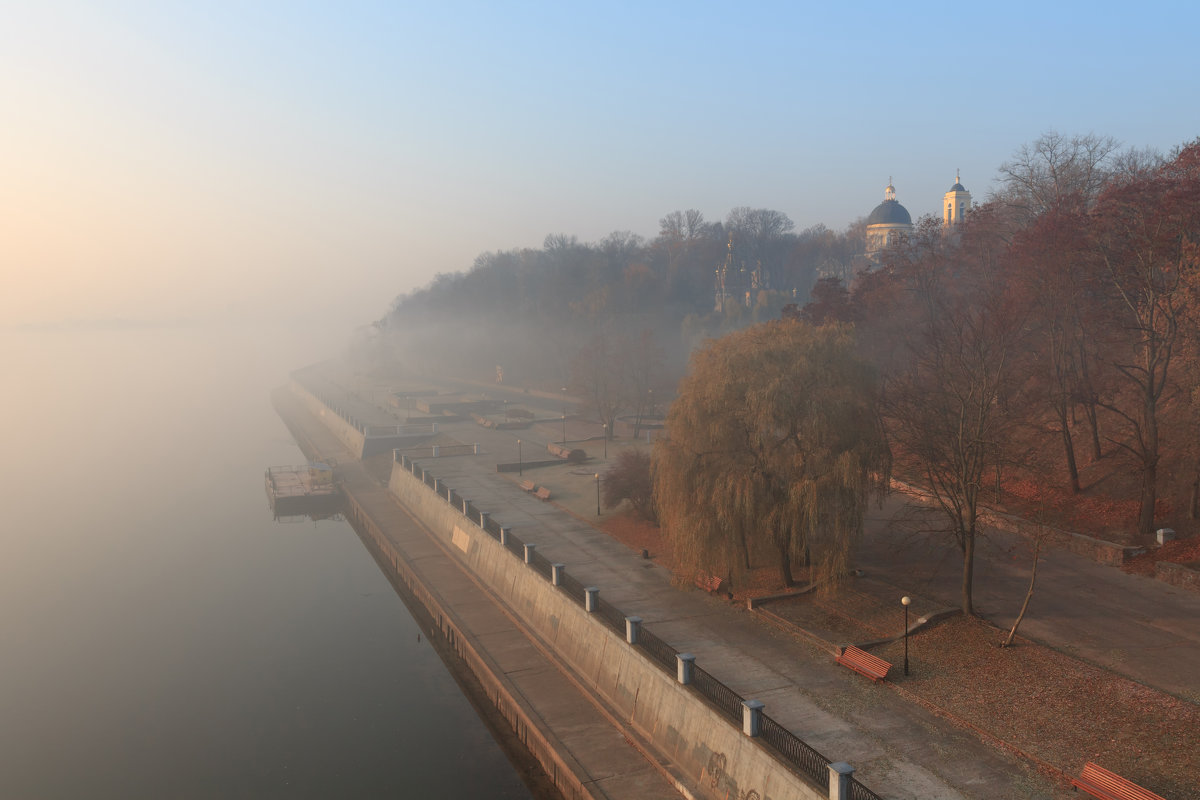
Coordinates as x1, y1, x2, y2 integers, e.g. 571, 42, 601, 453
376, 206, 867, 386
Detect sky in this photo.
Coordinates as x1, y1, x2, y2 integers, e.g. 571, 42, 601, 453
3, 1, 1198, 330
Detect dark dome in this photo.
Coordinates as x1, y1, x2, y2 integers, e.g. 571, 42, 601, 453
867, 199, 912, 226
949, 182, 966, 192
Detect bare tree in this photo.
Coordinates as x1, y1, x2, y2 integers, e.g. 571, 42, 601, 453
1087, 140, 1200, 537
860, 215, 1033, 616
995, 131, 1121, 220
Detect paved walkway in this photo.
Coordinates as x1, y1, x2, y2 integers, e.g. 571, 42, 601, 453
855, 494, 1200, 701
323, 394, 1068, 799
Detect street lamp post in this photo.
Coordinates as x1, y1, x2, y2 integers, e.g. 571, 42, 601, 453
595, 473, 601, 516
901, 596, 912, 676
561, 387, 567, 445
517, 439, 522, 476
602, 422, 607, 460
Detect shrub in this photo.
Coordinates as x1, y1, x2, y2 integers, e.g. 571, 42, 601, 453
603, 449, 656, 523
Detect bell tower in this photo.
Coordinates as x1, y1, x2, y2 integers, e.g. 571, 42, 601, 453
943, 170, 971, 226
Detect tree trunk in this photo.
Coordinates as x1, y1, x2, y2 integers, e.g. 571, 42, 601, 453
1057, 401, 1081, 493
1084, 399, 1102, 461
779, 540, 794, 587
1138, 463, 1157, 539
1138, 393, 1159, 538
961, 528, 976, 617
736, 530, 751, 571
1002, 533, 1044, 647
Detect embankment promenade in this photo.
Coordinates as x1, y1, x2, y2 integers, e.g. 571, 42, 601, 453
274, 371, 1066, 800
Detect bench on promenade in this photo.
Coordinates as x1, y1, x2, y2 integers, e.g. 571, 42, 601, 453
534, 486, 551, 501
836, 645, 892, 682
1071, 762, 1164, 800
519, 480, 536, 492
694, 572, 723, 593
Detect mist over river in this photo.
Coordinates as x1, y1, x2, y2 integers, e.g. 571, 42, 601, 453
0, 323, 532, 799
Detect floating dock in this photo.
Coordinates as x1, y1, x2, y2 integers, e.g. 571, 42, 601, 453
265, 464, 342, 520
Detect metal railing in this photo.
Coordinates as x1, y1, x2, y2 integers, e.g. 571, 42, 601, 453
691, 665, 744, 723
636, 627, 678, 672
848, 777, 884, 800
760, 714, 830, 787
399, 456, 882, 798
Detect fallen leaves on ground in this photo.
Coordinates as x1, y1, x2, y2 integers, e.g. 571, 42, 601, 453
873, 617, 1198, 800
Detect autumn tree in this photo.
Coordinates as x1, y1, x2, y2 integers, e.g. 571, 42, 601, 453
800, 276, 852, 325
1086, 139, 1200, 537
653, 321, 890, 590
602, 449, 656, 522
859, 215, 1033, 616
1009, 200, 1099, 492
569, 329, 628, 436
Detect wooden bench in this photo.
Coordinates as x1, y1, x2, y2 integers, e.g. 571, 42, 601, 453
1071, 762, 1164, 800
836, 645, 892, 682
518, 480, 536, 492
694, 572, 723, 593
534, 486, 551, 501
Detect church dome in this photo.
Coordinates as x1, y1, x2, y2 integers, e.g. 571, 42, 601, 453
949, 182, 966, 192
867, 199, 912, 226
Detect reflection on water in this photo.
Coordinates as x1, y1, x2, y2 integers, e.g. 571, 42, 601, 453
0, 324, 532, 799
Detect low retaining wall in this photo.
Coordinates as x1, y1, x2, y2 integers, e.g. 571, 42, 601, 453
1156, 561, 1200, 593
980, 508, 1142, 566
890, 478, 1142, 566
388, 461, 831, 800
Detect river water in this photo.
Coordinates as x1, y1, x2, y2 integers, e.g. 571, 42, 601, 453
0, 323, 533, 799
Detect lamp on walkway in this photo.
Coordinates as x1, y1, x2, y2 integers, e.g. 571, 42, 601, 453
602, 422, 607, 460
517, 439, 522, 476
595, 473, 601, 516
561, 387, 567, 445
901, 596, 912, 676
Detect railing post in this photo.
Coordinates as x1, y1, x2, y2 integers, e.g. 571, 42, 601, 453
524, 543, 536, 564
432, 445, 440, 457
551, 564, 565, 586
827, 762, 854, 800
584, 587, 599, 612
676, 653, 695, 685
500, 527, 510, 546
432, 423, 438, 434
473, 443, 480, 455
625, 616, 642, 644
742, 700, 764, 737
461, 498, 469, 515
479, 511, 489, 529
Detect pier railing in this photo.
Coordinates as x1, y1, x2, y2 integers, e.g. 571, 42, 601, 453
394, 453, 882, 800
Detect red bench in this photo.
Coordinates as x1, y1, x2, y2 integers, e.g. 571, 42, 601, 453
534, 486, 551, 501
694, 572, 723, 593
518, 480, 536, 492
1071, 762, 1164, 800
836, 645, 892, 682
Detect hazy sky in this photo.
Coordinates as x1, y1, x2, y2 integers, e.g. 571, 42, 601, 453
3, 1, 1197, 329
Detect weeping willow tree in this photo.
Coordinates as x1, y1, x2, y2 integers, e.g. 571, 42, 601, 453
653, 321, 890, 590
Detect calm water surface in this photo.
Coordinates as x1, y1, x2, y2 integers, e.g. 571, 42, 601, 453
0, 324, 532, 799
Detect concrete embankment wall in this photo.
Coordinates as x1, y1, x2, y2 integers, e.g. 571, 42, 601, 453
388, 463, 827, 800
289, 380, 366, 458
